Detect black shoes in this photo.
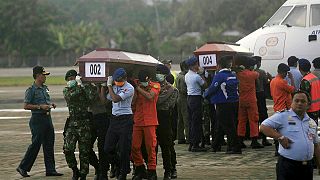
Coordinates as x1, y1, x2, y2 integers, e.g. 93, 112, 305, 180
117, 174, 126, 180
16, 167, 30, 177
171, 169, 177, 179
262, 139, 272, 146
46, 171, 63, 176
163, 170, 171, 180
72, 167, 80, 180
251, 140, 264, 149
147, 170, 157, 180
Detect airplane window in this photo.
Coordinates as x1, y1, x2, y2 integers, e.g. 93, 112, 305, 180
265, 6, 292, 26
282, 5, 307, 27
310, 4, 320, 26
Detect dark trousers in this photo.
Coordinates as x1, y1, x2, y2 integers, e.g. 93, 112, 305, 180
257, 91, 268, 140
187, 95, 204, 147
89, 113, 110, 175
277, 156, 313, 180
212, 102, 240, 151
104, 114, 133, 175
19, 114, 56, 173
156, 110, 177, 171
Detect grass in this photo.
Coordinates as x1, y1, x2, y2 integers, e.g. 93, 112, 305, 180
0, 76, 65, 86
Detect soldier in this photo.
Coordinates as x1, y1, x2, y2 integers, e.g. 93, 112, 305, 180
63, 70, 97, 180
155, 64, 179, 179
104, 68, 135, 180
16, 66, 63, 177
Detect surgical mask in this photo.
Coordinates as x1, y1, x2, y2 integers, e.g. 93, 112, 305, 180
114, 81, 125, 87
140, 82, 149, 87
156, 74, 165, 82
67, 80, 77, 88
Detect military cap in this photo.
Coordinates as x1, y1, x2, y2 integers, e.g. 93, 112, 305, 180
112, 68, 127, 81
278, 63, 290, 72
33, 66, 50, 75
312, 57, 320, 68
156, 64, 170, 75
65, 69, 78, 81
298, 58, 311, 72
185, 56, 198, 66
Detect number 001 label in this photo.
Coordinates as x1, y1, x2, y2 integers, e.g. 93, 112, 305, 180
85, 62, 105, 77
199, 54, 217, 67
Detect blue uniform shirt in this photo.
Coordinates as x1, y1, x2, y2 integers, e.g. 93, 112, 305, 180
107, 81, 134, 116
24, 83, 51, 114
185, 70, 204, 96
285, 67, 302, 90
262, 109, 319, 161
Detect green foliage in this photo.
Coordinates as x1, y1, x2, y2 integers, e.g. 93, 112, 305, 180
0, 76, 65, 86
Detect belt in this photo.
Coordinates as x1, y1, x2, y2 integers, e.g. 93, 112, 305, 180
32, 112, 50, 115
279, 155, 312, 166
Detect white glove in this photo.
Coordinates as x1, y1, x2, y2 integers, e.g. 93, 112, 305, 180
75, 75, 83, 86
107, 76, 113, 86
101, 82, 107, 87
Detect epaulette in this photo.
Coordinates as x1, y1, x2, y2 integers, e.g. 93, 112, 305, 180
276, 109, 288, 113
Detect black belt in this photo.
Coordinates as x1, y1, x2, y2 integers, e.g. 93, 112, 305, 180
32, 112, 50, 115
279, 155, 312, 166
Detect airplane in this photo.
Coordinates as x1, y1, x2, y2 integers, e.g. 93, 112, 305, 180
237, 0, 320, 75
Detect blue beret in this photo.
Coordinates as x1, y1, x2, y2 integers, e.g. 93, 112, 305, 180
186, 56, 198, 66
156, 64, 170, 75
298, 58, 311, 72
112, 68, 127, 81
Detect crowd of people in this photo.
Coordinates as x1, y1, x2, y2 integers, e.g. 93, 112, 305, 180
16, 55, 320, 180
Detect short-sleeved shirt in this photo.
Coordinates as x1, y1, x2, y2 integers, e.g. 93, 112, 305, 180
185, 70, 205, 96
107, 81, 134, 116
262, 109, 319, 161
270, 75, 295, 112
285, 67, 303, 91
24, 83, 51, 114
237, 69, 259, 103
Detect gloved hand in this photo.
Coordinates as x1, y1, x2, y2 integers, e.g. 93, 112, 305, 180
67, 80, 77, 88
75, 75, 83, 86
107, 76, 113, 86
101, 82, 107, 87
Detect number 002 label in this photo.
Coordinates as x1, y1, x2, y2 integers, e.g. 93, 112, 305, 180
85, 62, 105, 77
199, 54, 217, 67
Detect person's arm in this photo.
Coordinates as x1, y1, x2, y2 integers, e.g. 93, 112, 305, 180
280, 79, 295, 93
107, 85, 122, 103
260, 125, 292, 149
205, 75, 221, 98
99, 85, 108, 104
300, 79, 311, 93
136, 86, 156, 100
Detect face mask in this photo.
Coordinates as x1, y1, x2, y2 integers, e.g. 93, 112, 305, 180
114, 81, 125, 87
67, 80, 77, 88
253, 65, 258, 70
140, 82, 149, 87
156, 74, 165, 82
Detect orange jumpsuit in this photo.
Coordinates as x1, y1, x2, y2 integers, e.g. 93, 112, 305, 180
131, 82, 160, 170
270, 75, 295, 112
237, 70, 260, 137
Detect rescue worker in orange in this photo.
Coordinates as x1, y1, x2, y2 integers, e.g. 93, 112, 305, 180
131, 70, 160, 180
299, 58, 320, 124
236, 56, 264, 149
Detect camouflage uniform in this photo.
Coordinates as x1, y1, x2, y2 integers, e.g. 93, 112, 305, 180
176, 71, 189, 143
156, 80, 179, 175
63, 83, 97, 176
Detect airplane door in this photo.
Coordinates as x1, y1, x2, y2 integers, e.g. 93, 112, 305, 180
253, 32, 286, 60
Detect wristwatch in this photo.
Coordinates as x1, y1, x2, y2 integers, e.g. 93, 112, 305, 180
278, 135, 285, 141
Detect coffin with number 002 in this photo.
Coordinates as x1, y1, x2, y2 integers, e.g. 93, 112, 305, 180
194, 42, 253, 70
75, 48, 162, 82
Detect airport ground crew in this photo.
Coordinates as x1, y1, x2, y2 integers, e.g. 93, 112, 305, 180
155, 64, 178, 179
176, 61, 189, 144
104, 68, 134, 180
17, 66, 63, 177
236, 56, 263, 149
63, 70, 97, 179
261, 91, 320, 180
205, 56, 241, 154
299, 58, 320, 124
253, 56, 272, 146
131, 70, 160, 180
185, 56, 207, 152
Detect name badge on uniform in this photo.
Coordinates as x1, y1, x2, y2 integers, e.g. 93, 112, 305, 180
288, 122, 296, 125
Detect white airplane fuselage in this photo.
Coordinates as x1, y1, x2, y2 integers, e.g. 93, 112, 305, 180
237, 0, 320, 75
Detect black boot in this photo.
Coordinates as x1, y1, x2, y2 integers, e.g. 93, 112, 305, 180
171, 169, 177, 179
132, 165, 147, 180
262, 135, 272, 146
251, 137, 264, 149
239, 137, 247, 148
80, 174, 87, 180
147, 169, 157, 180
72, 167, 80, 180
163, 170, 171, 180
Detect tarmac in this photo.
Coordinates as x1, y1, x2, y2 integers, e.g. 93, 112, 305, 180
0, 69, 320, 179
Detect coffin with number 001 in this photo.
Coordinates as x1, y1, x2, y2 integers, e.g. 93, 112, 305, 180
194, 42, 253, 70
75, 48, 162, 82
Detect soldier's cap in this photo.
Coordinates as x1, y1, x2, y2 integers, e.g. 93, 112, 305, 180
112, 68, 127, 81
277, 63, 290, 72
33, 66, 50, 75
185, 56, 198, 66
287, 56, 298, 65
156, 64, 170, 75
161, 60, 172, 64
298, 58, 311, 72
312, 57, 320, 68
138, 70, 150, 82
65, 69, 77, 81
